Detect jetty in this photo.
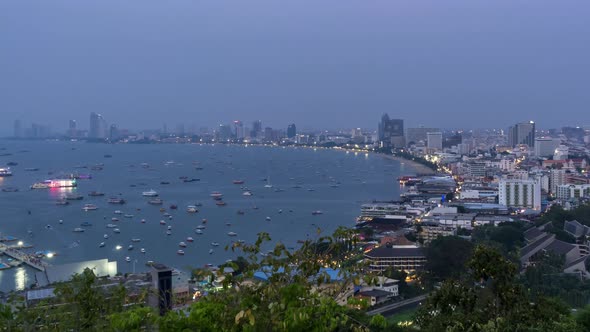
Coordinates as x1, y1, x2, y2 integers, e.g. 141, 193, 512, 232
0, 242, 49, 271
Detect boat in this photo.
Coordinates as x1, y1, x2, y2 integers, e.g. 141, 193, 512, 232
128, 245, 134, 250
183, 178, 199, 183
227, 232, 238, 237
142, 189, 158, 197
131, 238, 141, 242
140, 219, 146, 223
34, 179, 77, 189
141, 248, 146, 253
166, 230, 172, 235
233, 180, 245, 184
237, 210, 245, 215
24, 167, 39, 171
82, 204, 98, 211
186, 205, 198, 213
104, 154, 112, 158
88, 191, 105, 197
73, 228, 85, 233
116, 245, 123, 250
167, 225, 172, 230
312, 210, 323, 215
124, 214, 134, 218
125, 257, 131, 262
148, 198, 163, 205
6, 162, 17, 166
202, 219, 208, 224
216, 201, 227, 206
160, 220, 167, 225
66, 194, 84, 200
31, 182, 49, 189
186, 237, 194, 242
264, 176, 273, 188
210, 192, 223, 198
106, 224, 117, 228
211, 242, 220, 247
55, 199, 69, 205
225, 222, 232, 226
114, 210, 123, 214
179, 242, 187, 248
278, 209, 283, 214
0, 167, 13, 177
104, 234, 109, 239
80, 221, 92, 227
99, 242, 105, 248
113, 228, 121, 233
209, 249, 214, 254
266, 217, 271, 221
196, 225, 206, 229
177, 250, 185, 255
242, 191, 253, 196
170, 204, 178, 210
111, 217, 119, 222
195, 229, 203, 235
160, 181, 170, 185
108, 197, 126, 204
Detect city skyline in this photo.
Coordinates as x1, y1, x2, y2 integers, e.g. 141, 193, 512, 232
2, 0, 590, 134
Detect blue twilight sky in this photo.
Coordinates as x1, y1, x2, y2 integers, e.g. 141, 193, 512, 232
1, 0, 589, 134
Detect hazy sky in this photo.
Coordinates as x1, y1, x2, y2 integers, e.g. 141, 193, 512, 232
1, 0, 589, 134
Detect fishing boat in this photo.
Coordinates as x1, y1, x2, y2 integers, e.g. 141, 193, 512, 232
202, 219, 208, 224
170, 204, 178, 210
177, 250, 185, 255
179, 242, 187, 248
82, 204, 98, 211
142, 189, 158, 197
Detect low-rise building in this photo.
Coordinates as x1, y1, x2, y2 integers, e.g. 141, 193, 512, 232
418, 222, 456, 244
364, 245, 426, 273
557, 184, 590, 200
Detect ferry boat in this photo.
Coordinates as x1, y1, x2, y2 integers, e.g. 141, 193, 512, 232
82, 204, 98, 211
108, 197, 126, 204
179, 242, 187, 248
142, 189, 158, 197
177, 250, 185, 255
33, 179, 77, 189
148, 198, 163, 205
0, 167, 12, 177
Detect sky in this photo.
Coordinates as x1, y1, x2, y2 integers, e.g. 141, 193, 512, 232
1, 0, 589, 134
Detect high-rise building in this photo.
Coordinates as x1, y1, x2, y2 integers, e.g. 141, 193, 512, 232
549, 169, 567, 194
233, 121, 244, 139
89, 112, 107, 139
149, 263, 173, 316
287, 124, 297, 138
508, 121, 535, 148
251, 120, 262, 138
378, 114, 404, 148
68, 120, 77, 138
264, 127, 273, 142
498, 179, 541, 210
13, 120, 22, 138
109, 124, 119, 141
426, 132, 443, 151
534, 138, 560, 157
217, 124, 232, 141
406, 127, 439, 145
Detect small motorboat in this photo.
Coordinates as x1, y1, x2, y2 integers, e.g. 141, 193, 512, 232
106, 224, 117, 228
82, 204, 98, 211
141, 248, 146, 254
179, 242, 187, 248
99, 242, 105, 247
170, 204, 178, 210
312, 210, 323, 215
124, 214, 134, 218
73, 228, 85, 233
209, 249, 214, 254
111, 217, 119, 222
227, 232, 238, 237
104, 234, 109, 239
196, 225, 206, 229
216, 201, 227, 206
187, 237, 194, 242
177, 250, 185, 255
131, 238, 141, 242
166, 230, 172, 235
125, 257, 131, 262
160, 220, 167, 225
211, 242, 220, 247
142, 189, 158, 197
113, 228, 121, 233
187, 205, 198, 213
128, 245, 134, 250
114, 210, 123, 215
195, 229, 203, 235
167, 225, 172, 230
266, 216, 271, 221
140, 219, 146, 223
237, 210, 245, 215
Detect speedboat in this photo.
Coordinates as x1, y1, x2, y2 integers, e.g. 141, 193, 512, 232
186, 237, 194, 242
114, 210, 123, 214
104, 234, 109, 239
211, 242, 220, 247
227, 232, 238, 237
106, 224, 117, 228
166, 230, 172, 235
209, 249, 214, 254
142, 189, 158, 197
140, 248, 146, 254
99, 242, 105, 248
82, 204, 98, 211
131, 238, 141, 242
73, 228, 84, 233
177, 250, 185, 255
179, 242, 187, 248
113, 228, 121, 233
125, 257, 131, 262
195, 229, 203, 235
128, 245, 134, 250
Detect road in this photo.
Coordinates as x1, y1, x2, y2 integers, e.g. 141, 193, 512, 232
366, 294, 428, 317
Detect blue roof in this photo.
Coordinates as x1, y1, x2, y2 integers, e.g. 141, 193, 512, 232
253, 267, 343, 282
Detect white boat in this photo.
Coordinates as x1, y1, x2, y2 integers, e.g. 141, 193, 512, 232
131, 238, 141, 242
227, 232, 238, 237
125, 257, 131, 262
82, 204, 98, 211
141, 219, 146, 223
196, 225, 206, 229
266, 216, 271, 221
195, 229, 203, 235
142, 189, 158, 197
166, 230, 172, 235
210, 192, 223, 198
114, 210, 123, 215
104, 234, 109, 239
141, 248, 146, 254
128, 245, 134, 250
312, 210, 323, 215
73, 228, 85, 232
187, 206, 198, 213
179, 242, 187, 247
160, 220, 166, 225
112, 217, 119, 222
124, 214, 133, 218
106, 224, 117, 228
115, 245, 123, 250
113, 228, 121, 233
187, 237, 194, 242
209, 249, 214, 254
242, 191, 253, 196
264, 175, 273, 188
177, 250, 185, 255
211, 242, 220, 247
167, 225, 172, 230
99, 242, 105, 247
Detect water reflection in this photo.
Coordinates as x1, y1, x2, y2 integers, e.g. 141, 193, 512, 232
48, 187, 75, 199
15, 267, 28, 291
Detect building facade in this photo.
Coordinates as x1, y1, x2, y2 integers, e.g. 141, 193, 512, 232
498, 179, 541, 210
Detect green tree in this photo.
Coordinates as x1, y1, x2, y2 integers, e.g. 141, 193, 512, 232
424, 236, 474, 282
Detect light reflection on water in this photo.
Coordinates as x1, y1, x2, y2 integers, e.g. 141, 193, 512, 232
15, 267, 28, 291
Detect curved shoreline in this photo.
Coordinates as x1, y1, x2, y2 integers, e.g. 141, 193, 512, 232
378, 154, 436, 175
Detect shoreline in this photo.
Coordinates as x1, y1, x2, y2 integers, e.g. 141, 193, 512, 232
378, 154, 437, 175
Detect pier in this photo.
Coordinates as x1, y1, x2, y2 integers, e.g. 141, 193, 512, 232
0, 242, 49, 271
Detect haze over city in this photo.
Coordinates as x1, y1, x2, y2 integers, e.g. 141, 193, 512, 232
2, 0, 590, 134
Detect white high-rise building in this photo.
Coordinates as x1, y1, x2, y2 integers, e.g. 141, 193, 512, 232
549, 169, 567, 194
534, 138, 561, 157
554, 145, 569, 160
426, 132, 443, 152
498, 179, 541, 210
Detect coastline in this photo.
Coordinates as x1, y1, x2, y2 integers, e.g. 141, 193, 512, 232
378, 154, 437, 175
